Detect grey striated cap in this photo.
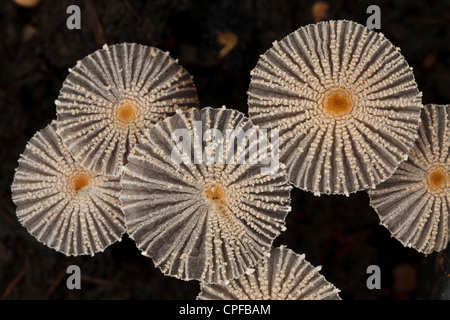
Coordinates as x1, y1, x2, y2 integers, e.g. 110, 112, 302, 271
197, 246, 341, 300
120, 107, 292, 283
369, 104, 449, 254
248, 20, 422, 196
11, 121, 126, 256
56, 43, 199, 177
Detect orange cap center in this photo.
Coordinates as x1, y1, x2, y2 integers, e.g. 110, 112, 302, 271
323, 90, 354, 117
70, 173, 91, 194
116, 102, 138, 123
204, 183, 229, 216
427, 167, 447, 190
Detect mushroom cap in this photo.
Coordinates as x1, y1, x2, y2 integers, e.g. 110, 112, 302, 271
11, 0, 41, 8
56, 43, 199, 177
11, 121, 125, 256
120, 107, 292, 283
248, 20, 422, 196
369, 104, 449, 254
197, 246, 341, 300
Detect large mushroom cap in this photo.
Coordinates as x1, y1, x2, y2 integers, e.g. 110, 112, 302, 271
197, 246, 341, 300
56, 43, 199, 177
369, 104, 449, 254
248, 20, 422, 196
11, 121, 125, 256
120, 107, 291, 283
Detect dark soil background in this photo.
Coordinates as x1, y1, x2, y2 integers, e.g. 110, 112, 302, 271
1, 0, 449, 300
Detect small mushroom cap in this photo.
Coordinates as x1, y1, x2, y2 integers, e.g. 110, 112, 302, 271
120, 107, 292, 283
248, 20, 422, 196
11, 121, 126, 256
11, 0, 41, 8
197, 246, 341, 300
56, 43, 199, 177
369, 104, 449, 254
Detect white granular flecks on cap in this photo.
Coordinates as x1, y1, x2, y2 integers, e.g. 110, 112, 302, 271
369, 104, 449, 254
120, 107, 291, 284
248, 20, 422, 196
197, 246, 341, 300
56, 43, 199, 177
11, 121, 126, 256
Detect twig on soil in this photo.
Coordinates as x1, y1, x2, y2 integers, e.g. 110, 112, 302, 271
1, 267, 26, 299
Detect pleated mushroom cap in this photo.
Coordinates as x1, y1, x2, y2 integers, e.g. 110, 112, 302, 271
56, 43, 199, 177
369, 104, 449, 254
248, 20, 422, 196
197, 246, 341, 300
11, 122, 125, 256
120, 107, 292, 283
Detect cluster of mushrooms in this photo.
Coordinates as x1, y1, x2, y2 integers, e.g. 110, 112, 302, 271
11, 20, 449, 300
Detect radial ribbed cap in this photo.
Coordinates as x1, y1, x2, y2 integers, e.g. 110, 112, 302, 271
369, 104, 449, 254
248, 20, 422, 196
197, 246, 341, 300
120, 107, 292, 283
56, 43, 199, 177
11, 121, 125, 256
